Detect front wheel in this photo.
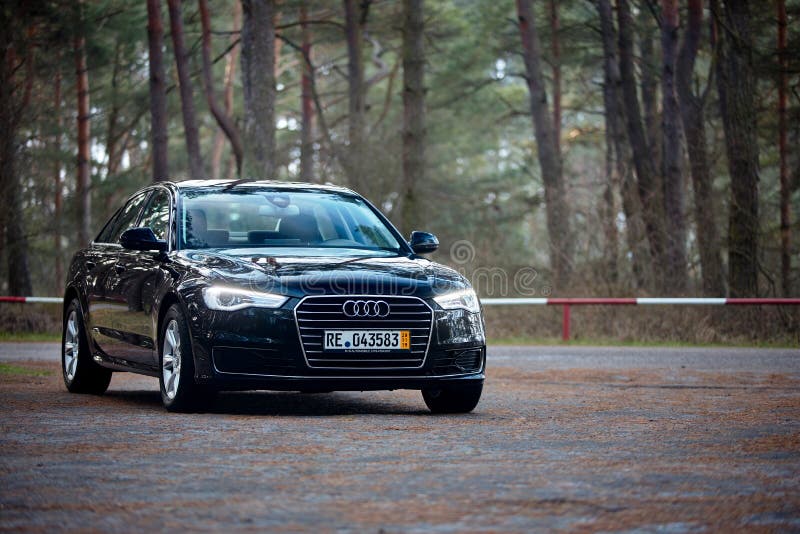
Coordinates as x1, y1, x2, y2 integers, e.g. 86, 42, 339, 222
62, 300, 112, 394
422, 383, 483, 414
159, 304, 214, 412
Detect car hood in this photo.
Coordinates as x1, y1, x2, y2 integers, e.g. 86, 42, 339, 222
175, 248, 469, 299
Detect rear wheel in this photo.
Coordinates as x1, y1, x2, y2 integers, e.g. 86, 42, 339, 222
62, 300, 112, 394
160, 304, 214, 412
422, 383, 483, 414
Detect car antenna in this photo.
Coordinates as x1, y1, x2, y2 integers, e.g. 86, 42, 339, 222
220, 178, 251, 191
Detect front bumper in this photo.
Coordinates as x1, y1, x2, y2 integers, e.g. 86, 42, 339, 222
207, 372, 485, 392
185, 297, 486, 391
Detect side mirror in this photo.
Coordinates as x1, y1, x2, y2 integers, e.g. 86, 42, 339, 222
409, 231, 439, 254
120, 227, 168, 252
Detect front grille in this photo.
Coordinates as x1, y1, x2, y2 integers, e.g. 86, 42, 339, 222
295, 296, 433, 369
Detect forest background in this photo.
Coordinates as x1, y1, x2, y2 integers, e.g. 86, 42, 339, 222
1, 0, 798, 343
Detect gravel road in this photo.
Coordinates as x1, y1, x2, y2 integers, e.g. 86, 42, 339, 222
2, 344, 799, 531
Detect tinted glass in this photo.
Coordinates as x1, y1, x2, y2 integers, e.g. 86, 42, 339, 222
179, 189, 401, 252
139, 189, 171, 241
108, 192, 149, 244
95, 208, 122, 243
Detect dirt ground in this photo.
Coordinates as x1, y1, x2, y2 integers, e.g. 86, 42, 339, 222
1, 346, 799, 532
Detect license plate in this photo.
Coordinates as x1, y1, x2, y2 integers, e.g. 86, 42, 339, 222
323, 330, 410, 352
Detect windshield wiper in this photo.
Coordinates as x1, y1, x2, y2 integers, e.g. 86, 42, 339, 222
333, 250, 400, 266
220, 178, 251, 191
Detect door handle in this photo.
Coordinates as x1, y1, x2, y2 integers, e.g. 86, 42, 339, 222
114, 264, 126, 274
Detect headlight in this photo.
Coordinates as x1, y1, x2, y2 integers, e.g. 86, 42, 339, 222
433, 288, 481, 313
202, 286, 288, 311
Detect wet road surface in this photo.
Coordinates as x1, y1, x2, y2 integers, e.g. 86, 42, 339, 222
1, 345, 799, 531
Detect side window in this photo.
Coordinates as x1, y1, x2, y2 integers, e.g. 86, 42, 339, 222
95, 208, 122, 243
139, 190, 171, 241
108, 192, 149, 244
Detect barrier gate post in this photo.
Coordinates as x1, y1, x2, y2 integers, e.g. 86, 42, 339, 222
562, 304, 571, 342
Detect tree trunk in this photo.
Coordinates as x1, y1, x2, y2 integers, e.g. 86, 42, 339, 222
0, 29, 8, 290
516, 0, 574, 290
777, 0, 790, 296
53, 65, 64, 290
74, 16, 92, 247
343, 0, 365, 192
677, 0, 725, 296
618, 142, 652, 290
106, 43, 122, 179
713, 0, 760, 297
167, 0, 204, 181
639, 11, 661, 176
211, 1, 241, 180
0, 18, 33, 296
601, 159, 619, 284
199, 0, 243, 177
273, 7, 283, 75
2, 144, 32, 297
147, 0, 169, 182
241, 0, 277, 178
299, 1, 315, 183
400, 0, 426, 237
596, 0, 651, 290
549, 0, 561, 154
598, 24, 620, 286
617, 0, 668, 290
660, 0, 688, 293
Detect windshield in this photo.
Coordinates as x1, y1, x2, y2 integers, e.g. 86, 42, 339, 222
178, 188, 402, 253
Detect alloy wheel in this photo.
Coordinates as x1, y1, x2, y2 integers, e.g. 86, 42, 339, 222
63, 310, 79, 381
162, 319, 182, 400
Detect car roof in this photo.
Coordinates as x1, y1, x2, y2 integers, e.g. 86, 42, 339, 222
163, 179, 357, 195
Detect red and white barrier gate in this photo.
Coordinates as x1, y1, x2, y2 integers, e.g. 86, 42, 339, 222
480, 298, 800, 341
2, 295, 799, 342
0, 296, 62, 304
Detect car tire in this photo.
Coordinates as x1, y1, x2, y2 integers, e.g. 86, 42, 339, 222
159, 304, 215, 412
422, 383, 483, 414
62, 299, 112, 394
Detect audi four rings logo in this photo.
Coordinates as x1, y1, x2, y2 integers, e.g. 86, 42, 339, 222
342, 300, 391, 318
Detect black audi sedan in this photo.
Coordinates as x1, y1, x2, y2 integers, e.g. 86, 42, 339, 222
62, 180, 485, 413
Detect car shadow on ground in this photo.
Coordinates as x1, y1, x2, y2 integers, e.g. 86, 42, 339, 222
103, 389, 432, 416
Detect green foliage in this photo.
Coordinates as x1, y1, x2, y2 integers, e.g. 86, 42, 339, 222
2, 0, 799, 299
0, 363, 54, 376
